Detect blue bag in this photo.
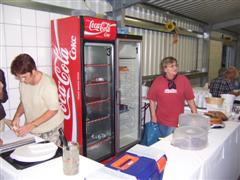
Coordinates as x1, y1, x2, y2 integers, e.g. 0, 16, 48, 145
141, 122, 161, 146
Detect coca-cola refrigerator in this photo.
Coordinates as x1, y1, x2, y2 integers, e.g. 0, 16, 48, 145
51, 16, 116, 161
115, 34, 142, 153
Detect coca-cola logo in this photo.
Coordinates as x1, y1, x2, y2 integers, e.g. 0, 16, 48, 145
85, 20, 116, 38
53, 35, 77, 120
89, 20, 111, 33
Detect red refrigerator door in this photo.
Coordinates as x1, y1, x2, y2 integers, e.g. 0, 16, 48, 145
83, 42, 115, 161
51, 16, 83, 147
51, 16, 117, 161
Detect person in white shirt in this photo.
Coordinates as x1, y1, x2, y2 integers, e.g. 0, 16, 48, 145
10, 54, 64, 145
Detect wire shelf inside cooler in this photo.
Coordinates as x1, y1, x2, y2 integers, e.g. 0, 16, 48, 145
86, 137, 112, 161
87, 136, 112, 147
84, 63, 111, 86
86, 115, 112, 144
87, 113, 110, 123
86, 129, 113, 161
86, 97, 110, 105
86, 81, 109, 86
85, 63, 110, 67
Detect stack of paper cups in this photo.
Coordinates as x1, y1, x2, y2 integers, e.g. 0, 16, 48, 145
220, 94, 236, 114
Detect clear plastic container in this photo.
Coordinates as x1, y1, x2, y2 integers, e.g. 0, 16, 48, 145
179, 113, 210, 131
171, 126, 208, 150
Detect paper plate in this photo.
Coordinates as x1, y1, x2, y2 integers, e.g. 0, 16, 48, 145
10, 142, 58, 162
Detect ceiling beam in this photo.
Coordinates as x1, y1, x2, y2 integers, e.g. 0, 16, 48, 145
109, 0, 146, 12
212, 18, 240, 30
107, 0, 146, 25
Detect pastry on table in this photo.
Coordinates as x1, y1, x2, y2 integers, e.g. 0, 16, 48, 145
209, 117, 223, 125
204, 111, 228, 125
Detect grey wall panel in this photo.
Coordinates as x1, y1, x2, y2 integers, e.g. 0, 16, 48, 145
125, 5, 203, 32
128, 26, 199, 76
145, 0, 240, 35
125, 5, 204, 76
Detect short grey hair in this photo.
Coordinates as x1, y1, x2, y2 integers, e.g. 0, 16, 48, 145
224, 66, 239, 80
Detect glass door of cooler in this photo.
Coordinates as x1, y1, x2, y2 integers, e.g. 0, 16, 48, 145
83, 42, 114, 161
116, 38, 142, 153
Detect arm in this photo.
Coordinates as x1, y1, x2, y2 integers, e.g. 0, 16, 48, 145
0, 74, 8, 103
12, 102, 25, 128
183, 76, 197, 113
0, 82, 3, 100
187, 99, 197, 113
16, 109, 58, 136
149, 99, 158, 123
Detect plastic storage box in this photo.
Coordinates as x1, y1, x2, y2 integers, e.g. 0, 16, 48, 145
171, 126, 208, 150
172, 113, 209, 150
179, 113, 210, 131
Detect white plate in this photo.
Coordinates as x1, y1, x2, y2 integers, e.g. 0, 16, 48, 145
10, 142, 58, 162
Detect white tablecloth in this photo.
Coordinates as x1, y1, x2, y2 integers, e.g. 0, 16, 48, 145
151, 120, 240, 180
1, 121, 240, 180
0, 130, 135, 180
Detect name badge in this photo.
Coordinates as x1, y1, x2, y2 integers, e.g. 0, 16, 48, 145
164, 89, 177, 94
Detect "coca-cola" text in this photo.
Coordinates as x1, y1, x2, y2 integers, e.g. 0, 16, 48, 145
53, 35, 77, 120
89, 20, 110, 33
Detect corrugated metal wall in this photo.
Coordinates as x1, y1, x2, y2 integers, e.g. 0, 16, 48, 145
125, 5, 203, 32
125, 5, 206, 76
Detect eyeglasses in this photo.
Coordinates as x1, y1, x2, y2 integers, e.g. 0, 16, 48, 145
166, 63, 178, 68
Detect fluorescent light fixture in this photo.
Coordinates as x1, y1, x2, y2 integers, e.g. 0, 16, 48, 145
203, 32, 209, 39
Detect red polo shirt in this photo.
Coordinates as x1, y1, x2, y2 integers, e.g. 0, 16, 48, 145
147, 75, 194, 127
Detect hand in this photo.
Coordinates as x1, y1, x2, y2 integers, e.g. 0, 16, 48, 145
15, 122, 34, 137
151, 118, 158, 123
12, 117, 20, 128
0, 138, 3, 145
11, 117, 20, 133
